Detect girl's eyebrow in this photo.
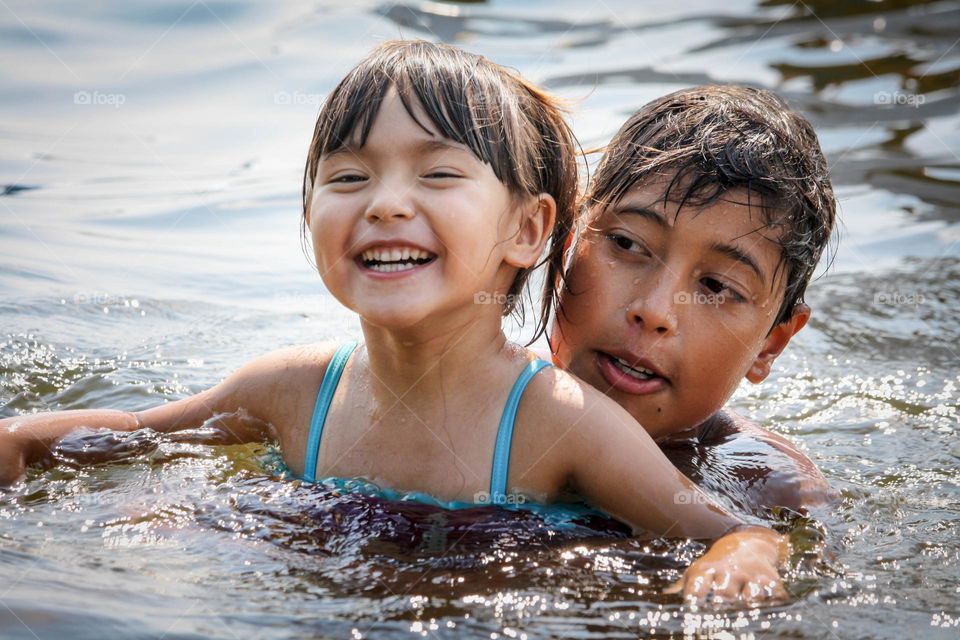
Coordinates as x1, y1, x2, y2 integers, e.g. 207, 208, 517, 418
413, 138, 472, 156
324, 138, 471, 160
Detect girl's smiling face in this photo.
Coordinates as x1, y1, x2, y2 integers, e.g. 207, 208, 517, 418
306, 89, 523, 330
551, 181, 807, 439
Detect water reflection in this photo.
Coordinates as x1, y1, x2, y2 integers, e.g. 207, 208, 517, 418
1, 0, 958, 638
379, 0, 960, 233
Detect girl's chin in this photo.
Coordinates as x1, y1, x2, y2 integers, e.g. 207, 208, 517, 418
356, 304, 434, 331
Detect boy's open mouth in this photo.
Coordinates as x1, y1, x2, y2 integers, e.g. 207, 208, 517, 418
359, 246, 437, 273
609, 355, 658, 380
597, 351, 669, 395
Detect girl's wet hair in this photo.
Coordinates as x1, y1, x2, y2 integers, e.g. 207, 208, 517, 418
582, 85, 837, 328
302, 40, 578, 344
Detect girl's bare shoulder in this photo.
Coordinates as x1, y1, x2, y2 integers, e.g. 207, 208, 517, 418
525, 363, 626, 423
237, 342, 338, 377
133, 342, 342, 443
510, 361, 655, 497
224, 341, 345, 456
232, 341, 341, 400
518, 362, 646, 454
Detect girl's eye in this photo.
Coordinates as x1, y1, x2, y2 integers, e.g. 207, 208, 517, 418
700, 277, 745, 303
330, 174, 366, 184
424, 170, 461, 179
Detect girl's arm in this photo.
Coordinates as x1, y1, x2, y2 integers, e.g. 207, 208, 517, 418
0, 344, 328, 485
540, 372, 790, 603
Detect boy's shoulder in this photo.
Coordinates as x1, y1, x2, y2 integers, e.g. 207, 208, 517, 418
668, 410, 836, 512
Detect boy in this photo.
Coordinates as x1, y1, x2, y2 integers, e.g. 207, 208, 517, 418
550, 85, 837, 514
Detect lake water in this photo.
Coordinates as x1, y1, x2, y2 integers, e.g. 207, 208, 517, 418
1, 1, 958, 638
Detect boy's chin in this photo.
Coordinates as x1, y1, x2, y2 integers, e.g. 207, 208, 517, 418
611, 394, 705, 440
640, 405, 727, 443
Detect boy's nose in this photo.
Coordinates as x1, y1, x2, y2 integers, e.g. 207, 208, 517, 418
364, 178, 416, 222
625, 276, 679, 336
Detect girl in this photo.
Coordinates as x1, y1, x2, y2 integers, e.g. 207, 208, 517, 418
0, 41, 787, 605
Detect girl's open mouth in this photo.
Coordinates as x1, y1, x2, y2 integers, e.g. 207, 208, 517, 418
358, 246, 437, 274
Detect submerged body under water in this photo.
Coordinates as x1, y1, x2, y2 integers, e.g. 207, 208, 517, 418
1, 0, 958, 638
2, 426, 827, 640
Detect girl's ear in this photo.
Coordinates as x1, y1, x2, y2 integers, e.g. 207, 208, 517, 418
746, 304, 811, 383
504, 193, 557, 268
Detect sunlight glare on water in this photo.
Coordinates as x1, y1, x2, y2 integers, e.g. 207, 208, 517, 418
1, 1, 959, 638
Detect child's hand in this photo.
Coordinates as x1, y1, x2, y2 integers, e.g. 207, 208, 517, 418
0, 428, 27, 486
665, 526, 789, 606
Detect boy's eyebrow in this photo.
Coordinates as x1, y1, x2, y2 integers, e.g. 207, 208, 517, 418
613, 206, 669, 227
613, 205, 768, 285
709, 242, 766, 285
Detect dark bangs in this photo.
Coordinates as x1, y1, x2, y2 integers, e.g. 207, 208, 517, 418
304, 40, 542, 209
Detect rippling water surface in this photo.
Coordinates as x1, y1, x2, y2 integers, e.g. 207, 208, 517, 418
1, 1, 958, 638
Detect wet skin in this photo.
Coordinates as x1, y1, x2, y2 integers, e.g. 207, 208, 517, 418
657, 411, 833, 514
550, 180, 833, 514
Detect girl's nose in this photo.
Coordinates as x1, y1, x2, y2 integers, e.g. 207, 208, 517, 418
625, 275, 679, 336
364, 178, 415, 222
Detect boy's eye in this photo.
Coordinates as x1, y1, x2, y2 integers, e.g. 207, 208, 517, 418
700, 277, 745, 303
606, 233, 644, 254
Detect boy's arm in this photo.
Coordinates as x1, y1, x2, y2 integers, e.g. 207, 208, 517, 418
0, 344, 333, 485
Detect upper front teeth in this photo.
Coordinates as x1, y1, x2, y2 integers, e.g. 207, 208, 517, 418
361, 247, 432, 262
614, 356, 655, 377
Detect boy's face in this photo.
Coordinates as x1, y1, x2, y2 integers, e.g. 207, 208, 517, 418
550, 178, 808, 439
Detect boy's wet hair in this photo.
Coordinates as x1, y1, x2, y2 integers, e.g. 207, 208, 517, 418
583, 85, 836, 327
302, 40, 578, 343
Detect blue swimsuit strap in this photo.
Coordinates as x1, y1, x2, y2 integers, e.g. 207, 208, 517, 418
489, 359, 553, 503
302, 340, 359, 483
